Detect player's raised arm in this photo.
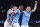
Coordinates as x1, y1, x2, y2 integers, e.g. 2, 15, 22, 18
32, 1, 37, 13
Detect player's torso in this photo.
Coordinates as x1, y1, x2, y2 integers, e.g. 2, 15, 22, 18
22, 11, 31, 26
22, 11, 31, 21
6, 9, 13, 23
12, 9, 20, 24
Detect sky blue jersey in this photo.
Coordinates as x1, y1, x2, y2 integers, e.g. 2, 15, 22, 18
6, 9, 13, 23
21, 11, 32, 26
12, 9, 20, 24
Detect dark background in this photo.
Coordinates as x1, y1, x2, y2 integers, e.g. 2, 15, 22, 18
0, 0, 40, 27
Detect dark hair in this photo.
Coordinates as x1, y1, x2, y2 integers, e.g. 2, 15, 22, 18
25, 6, 31, 9
19, 5, 23, 7
25, 6, 31, 11
26, 6, 31, 8
10, 4, 16, 8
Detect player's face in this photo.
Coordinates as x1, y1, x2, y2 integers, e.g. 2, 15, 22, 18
26, 7, 31, 12
19, 6, 23, 10
12, 7, 17, 10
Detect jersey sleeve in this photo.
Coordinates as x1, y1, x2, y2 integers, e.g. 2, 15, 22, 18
8, 9, 13, 12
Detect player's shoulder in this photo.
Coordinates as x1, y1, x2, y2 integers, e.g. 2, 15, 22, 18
8, 9, 13, 12
15, 9, 20, 11
23, 11, 27, 14
22, 10, 24, 12
23, 11, 25, 12
14, 9, 19, 12
8, 9, 11, 11
22, 10, 25, 13
16, 9, 19, 11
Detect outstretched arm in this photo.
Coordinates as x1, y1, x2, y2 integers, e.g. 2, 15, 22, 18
32, 1, 37, 13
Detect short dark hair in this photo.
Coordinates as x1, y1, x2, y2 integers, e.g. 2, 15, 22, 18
25, 6, 31, 9
10, 4, 16, 8
19, 5, 23, 7
25, 6, 31, 11
27, 6, 31, 7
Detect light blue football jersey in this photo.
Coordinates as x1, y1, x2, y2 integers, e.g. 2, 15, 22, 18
21, 11, 32, 26
12, 9, 20, 24
6, 9, 13, 23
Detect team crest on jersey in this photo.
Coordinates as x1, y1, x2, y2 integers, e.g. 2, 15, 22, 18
14, 10, 18, 12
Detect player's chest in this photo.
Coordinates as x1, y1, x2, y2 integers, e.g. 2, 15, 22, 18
25, 12, 30, 17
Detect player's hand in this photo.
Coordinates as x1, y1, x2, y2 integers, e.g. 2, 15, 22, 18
35, 1, 37, 5
10, 21, 12, 25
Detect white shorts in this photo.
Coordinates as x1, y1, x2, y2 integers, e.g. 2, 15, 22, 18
12, 23, 20, 27
21, 25, 29, 27
4, 21, 12, 27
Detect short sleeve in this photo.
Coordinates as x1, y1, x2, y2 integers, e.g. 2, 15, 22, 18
14, 9, 19, 14
8, 9, 13, 12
